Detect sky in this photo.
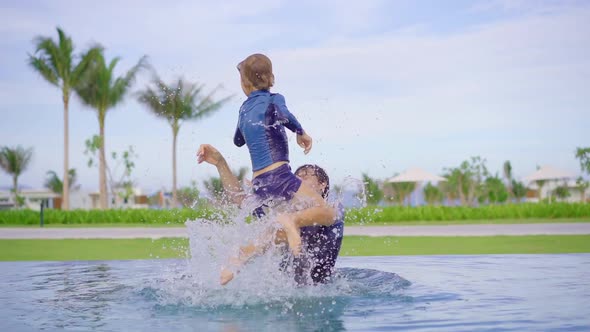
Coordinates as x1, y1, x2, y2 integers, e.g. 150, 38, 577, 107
0, 0, 589, 193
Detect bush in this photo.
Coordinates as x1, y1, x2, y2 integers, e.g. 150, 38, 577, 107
343, 203, 590, 224
0, 207, 224, 225
1, 203, 589, 225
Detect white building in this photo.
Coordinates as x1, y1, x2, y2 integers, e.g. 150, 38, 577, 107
0, 189, 59, 210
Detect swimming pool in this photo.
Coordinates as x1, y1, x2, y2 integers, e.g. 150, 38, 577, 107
1, 254, 588, 331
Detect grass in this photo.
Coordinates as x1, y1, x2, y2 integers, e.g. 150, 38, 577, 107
0, 238, 188, 261
341, 235, 590, 256
1, 235, 589, 261
0, 218, 588, 228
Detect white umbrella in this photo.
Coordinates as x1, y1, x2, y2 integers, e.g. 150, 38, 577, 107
523, 165, 575, 202
523, 165, 574, 182
386, 167, 447, 183
386, 168, 446, 206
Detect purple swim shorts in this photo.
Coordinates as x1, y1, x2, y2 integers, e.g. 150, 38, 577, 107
252, 164, 302, 204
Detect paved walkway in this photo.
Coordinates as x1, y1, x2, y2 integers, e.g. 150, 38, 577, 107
1, 223, 589, 239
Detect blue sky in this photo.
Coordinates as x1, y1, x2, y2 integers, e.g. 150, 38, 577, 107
0, 0, 588, 192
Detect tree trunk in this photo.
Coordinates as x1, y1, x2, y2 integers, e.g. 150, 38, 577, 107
12, 175, 18, 208
172, 125, 179, 207
458, 178, 466, 206
62, 92, 70, 210
99, 112, 108, 209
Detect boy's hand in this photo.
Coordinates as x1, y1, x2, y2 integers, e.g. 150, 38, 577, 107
297, 132, 313, 154
197, 144, 224, 166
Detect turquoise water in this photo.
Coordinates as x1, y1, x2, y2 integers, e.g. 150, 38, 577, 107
1, 255, 589, 331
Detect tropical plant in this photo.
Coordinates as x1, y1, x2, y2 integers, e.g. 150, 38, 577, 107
203, 167, 248, 203
535, 179, 546, 200
177, 181, 202, 208
482, 174, 509, 204
332, 184, 344, 197
28, 27, 102, 210
84, 137, 138, 205
203, 177, 224, 202
44, 169, 78, 194
75, 53, 146, 209
361, 173, 383, 205
439, 179, 459, 205
503, 160, 513, 200
0, 146, 33, 208
575, 147, 590, 176
389, 182, 416, 206
442, 156, 488, 206
423, 182, 444, 205
553, 183, 571, 201
511, 179, 527, 202
137, 76, 231, 207
575, 177, 589, 203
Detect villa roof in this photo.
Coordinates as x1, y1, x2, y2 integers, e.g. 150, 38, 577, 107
523, 165, 575, 182
386, 167, 447, 183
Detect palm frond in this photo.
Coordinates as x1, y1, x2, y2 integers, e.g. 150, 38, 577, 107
44, 170, 63, 194
56, 27, 73, 82
137, 73, 231, 132
0, 146, 33, 177
108, 56, 147, 109
71, 45, 103, 87
27, 55, 59, 86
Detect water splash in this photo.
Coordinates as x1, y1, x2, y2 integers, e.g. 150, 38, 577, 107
143, 175, 404, 310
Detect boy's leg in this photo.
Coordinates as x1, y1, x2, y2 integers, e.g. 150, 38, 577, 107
277, 183, 337, 256
220, 227, 278, 285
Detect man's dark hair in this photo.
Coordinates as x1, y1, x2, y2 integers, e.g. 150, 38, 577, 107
295, 164, 330, 199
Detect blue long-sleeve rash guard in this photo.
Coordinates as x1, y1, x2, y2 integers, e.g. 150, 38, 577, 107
234, 90, 304, 172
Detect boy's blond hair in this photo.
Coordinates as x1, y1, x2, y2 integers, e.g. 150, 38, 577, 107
238, 54, 275, 91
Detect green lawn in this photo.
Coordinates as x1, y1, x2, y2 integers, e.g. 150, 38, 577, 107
1, 218, 588, 228
1, 235, 589, 261
341, 235, 590, 255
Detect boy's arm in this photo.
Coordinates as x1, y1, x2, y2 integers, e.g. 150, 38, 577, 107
273, 94, 304, 135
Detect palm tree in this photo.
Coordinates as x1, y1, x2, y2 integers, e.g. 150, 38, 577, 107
203, 168, 247, 204
361, 173, 383, 206
423, 182, 443, 205
389, 182, 416, 206
535, 179, 546, 201
511, 179, 527, 203
0, 146, 33, 208
28, 27, 102, 210
503, 160, 513, 200
137, 77, 231, 206
75, 53, 146, 209
575, 177, 588, 203
45, 169, 78, 194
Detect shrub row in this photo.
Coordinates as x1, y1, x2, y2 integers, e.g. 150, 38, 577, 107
0, 203, 588, 225
0, 208, 224, 225
344, 203, 590, 224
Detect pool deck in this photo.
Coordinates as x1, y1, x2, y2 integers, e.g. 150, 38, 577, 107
1, 223, 590, 239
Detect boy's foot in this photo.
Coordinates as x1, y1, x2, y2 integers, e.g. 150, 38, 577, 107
277, 214, 302, 256
220, 267, 235, 285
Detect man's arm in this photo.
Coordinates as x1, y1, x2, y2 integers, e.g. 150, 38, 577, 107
197, 144, 246, 206
216, 158, 246, 205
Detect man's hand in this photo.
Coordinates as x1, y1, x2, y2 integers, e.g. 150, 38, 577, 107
297, 132, 313, 155
197, 144, 224, 166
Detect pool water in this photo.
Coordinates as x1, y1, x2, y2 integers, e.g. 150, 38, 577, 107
1, 254, 589, 331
